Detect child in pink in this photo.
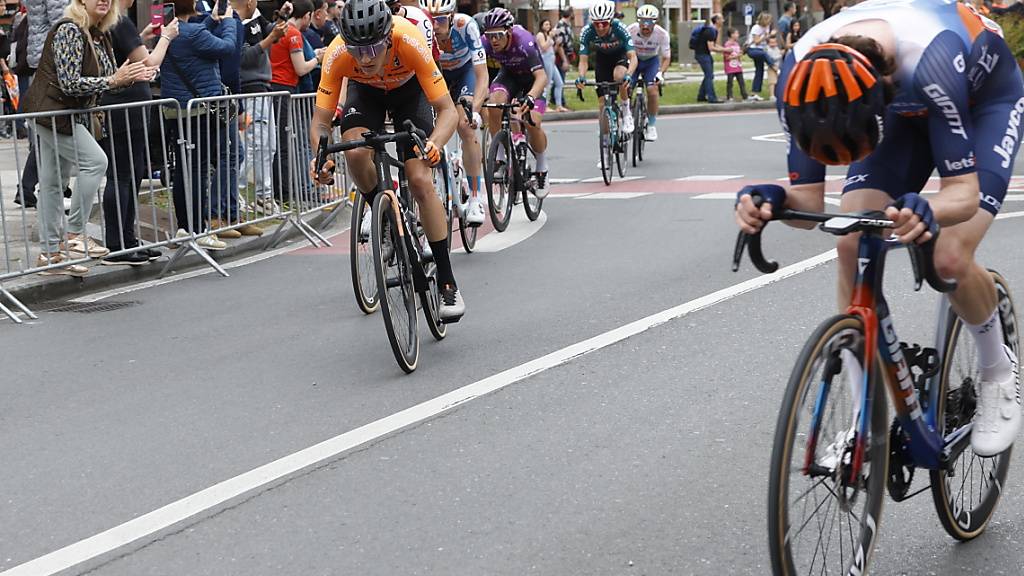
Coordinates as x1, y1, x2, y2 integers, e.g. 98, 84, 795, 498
723, 28, 748, 101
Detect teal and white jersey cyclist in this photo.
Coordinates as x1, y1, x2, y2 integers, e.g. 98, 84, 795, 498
574, 0, 638, 134
736, 0, 1024, 457
424, 0, 490, 225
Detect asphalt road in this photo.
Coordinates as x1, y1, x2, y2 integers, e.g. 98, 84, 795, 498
4, 110, 1024, 575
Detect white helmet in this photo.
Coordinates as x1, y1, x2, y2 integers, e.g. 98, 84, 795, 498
421, 0, 455, 15
636, 4, 658, 19
588, 0, 615, 21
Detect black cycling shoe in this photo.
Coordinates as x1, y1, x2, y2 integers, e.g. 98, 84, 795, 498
101, 252, 150, 266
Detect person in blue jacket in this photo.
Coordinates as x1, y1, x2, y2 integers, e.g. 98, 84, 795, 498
160, 0, 238, 249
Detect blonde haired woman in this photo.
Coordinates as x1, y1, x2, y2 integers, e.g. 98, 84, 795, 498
745, 10, 775, 100
22, 0, 153, 275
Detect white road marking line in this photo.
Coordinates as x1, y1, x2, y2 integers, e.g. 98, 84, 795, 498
469, 210, 546, 252
751, 132, 786, 143
576, 192, 652, 200
693, 193, 737, 200
71, 235, 342, 304
824, 197, 841, 206
674, 175, 744, 181
996, 210, 1024, 220
579, 175, 646, 184
548, 178, 582, 184
0, 247, 839, 576
546, 192, 593, 198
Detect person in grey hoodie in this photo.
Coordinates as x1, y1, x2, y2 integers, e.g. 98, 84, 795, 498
26, 0, 65, 71
231, 0, 288, 216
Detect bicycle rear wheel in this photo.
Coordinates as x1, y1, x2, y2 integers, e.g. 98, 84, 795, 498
519, 142, 543, 221
350, 192, 378, 314
600, 107, 613, 186
485, 130, 514, 232
632, 93, 646, 167
372, 192, 419, 373
929, 270, 1016, 540
457, 177, 477, 253
768, 314, 888, 576
420, 261, 447, 341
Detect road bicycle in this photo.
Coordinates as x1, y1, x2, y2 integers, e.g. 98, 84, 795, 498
630, 80, 662, 167
442, 99, 479, 253
733, 204, 1018, 575
577, 80, 628, 185
317, 121, 450, 373
482, 100, 543, 232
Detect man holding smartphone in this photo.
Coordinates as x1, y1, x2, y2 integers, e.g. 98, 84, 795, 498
231, 0, 288, 216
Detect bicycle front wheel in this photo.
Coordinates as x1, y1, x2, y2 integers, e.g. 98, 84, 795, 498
929, 269, 1016, 540
350, 192, 378, 314
485, 130, 514, 232
372, 192, 419, 373
768, 314, 888, 576
519, 143, 543, 222
600, 107, 614, 186
632, 94, 646, 167
457, 177, 477, 253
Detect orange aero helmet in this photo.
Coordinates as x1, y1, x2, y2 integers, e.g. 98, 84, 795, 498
783, 43, 887, 165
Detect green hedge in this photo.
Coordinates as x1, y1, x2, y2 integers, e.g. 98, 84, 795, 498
994, 11, 1024, 62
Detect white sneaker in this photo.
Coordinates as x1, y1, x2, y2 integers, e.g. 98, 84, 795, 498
645, 125, 658, 141
534, 172, 549, 199
621, 106, 634, 134
971, 345, 1022, 456
359, 206, 372, 240
465, 197, 485, 226
197, 233, 227, 251
439, 284, 465, 322
254, 196, 282, 215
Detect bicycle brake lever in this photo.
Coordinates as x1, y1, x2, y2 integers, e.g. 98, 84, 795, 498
315, 134, 329, 174
907, 241, 925, 292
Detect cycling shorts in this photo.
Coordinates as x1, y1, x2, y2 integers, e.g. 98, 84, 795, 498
635, 57, 659, 87
489, 69, 548, 115
595, 51, 629, 97
339, 80, 435, 160
842, 89, 1024, 217
444, 60, 477, 103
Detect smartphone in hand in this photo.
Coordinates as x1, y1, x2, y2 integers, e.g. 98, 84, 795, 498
162, 2, 176, 23
217, 0, 227, 16
151, 0, 163, 35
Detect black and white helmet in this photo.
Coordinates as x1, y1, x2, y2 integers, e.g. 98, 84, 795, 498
340, 0, 393, 46
588, 0, 615, 21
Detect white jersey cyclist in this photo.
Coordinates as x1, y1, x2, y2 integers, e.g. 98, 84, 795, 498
437, 12, 486, 71
626, 22, 669, 62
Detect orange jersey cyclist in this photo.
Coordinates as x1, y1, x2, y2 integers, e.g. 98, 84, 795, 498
310, 0, 465, 320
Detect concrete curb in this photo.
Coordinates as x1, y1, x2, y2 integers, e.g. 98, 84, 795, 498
5, 206, 351, 308
544, 100, 775, 121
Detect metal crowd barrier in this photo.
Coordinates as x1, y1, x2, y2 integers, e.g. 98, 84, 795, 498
0, 93, 350, 324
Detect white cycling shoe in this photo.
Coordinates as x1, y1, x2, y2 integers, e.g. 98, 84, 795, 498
465, 197, 485, 226
359, 207, 372, 240
971, 345, 1022, 457
645, 125, 658, 141
621, 106, 634, 134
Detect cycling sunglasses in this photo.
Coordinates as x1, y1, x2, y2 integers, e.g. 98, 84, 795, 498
592, 20, 611, 29
433, 13, 452, 24
484, 29, 508, 39
347, 38, 387, 59
639, 18, 656, 25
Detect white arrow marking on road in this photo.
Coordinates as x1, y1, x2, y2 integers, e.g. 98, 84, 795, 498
469, 209, 546, 253
0, 247, 840, 576
576, 192, 652, 200
675, 175, 744, 181
752, 132, 787, 143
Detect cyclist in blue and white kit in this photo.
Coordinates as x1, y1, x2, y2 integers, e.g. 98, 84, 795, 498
627, 4, 670, 141
735, 0, 1024, 456
575, 0, 637, 133
424, 0, 489, 225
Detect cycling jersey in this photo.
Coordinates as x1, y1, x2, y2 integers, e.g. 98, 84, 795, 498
626, 22, 669, 61
397, 5, 440, 61
437, 13, 486, 71
578, 19, 634, 56
780, 0, 1023, 216
482, 25, 544, 76
316, 16, 448, 111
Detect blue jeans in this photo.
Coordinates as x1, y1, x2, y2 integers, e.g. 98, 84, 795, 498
214, 115, 240, 221
748, 48, 772, 94
696, 54, 717, 102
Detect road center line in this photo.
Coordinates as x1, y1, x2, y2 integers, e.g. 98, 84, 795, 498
1, 247, 838, 576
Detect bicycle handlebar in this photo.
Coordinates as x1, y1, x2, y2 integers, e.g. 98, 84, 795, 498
482, 101, 537, 127
576, 80, 625, 102
315, 119, 428, 176
732, 198, 957, 294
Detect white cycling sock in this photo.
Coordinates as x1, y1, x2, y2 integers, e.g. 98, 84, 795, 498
967, 310, 1010, 381
535, 151, 547, 173
497, 146, 506, 163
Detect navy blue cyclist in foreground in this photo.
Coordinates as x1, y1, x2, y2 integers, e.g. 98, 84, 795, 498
734, 0, 1023, 456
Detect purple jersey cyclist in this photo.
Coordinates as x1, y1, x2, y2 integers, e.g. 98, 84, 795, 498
480, 8, 551, 198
